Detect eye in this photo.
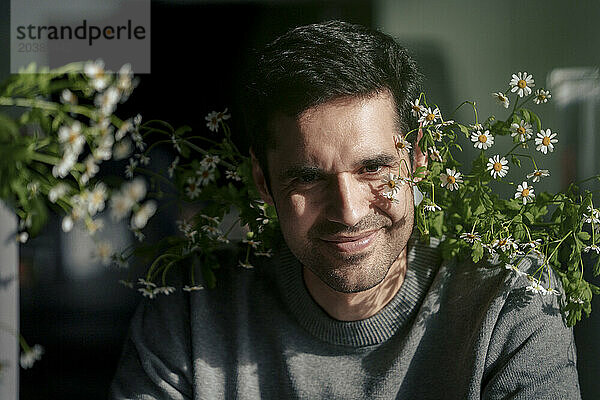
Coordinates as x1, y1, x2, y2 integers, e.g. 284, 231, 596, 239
362, 164, 384, 174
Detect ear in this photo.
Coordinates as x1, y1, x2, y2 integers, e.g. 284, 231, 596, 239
250, 148, 275, 206
412, 126, 428, 179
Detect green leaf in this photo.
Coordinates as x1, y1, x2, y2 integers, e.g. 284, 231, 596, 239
472, 241, 484, 263
578, 231, 591, 241
511, 155, 521, 168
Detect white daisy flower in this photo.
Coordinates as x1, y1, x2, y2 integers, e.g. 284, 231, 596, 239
113, 139, 132, 161
225, 169, 242, 181
20, 344, 44, 369
197, 167, 216, 186
526, 281, 547, 295
544, 287, 560, 296
116, 63, 138, 101
61, 215, 74, 232
123, 177, 147, 203
492, 92, 510, 108
255, 249, 273, 258
157, 286, 176, 296
470, 130, 494, 150
183, 284, 205, 292
431, 129, 443, 142
486, 155, 509, 179
52, 151, 77, 178
186, 177, 201, 199
48, 183, 69, 203
238, 260, 254, 269
504, 263, 527, 277
125, 158, 137, 179
533, 89, 551, 104
138, 286, 158, 299
200, 154, 220, 169
131, 200, 157, 230
492, 236, 518, 252
460, 232, 481, 243
84, 59, 110, 91
583, 207, 600, 224
171, 135, 181, 153
242, 238, 262, 249
583, 244, 600, 254
118, 280, 134, 288
428, 147, 442, 162
535, 129, 558, 154
88, 182, 108, 216
92, 241, 113, 266
515, 181, 535, 205
510, 120, 533, 143
109, 192, 135, 221
418, 107, 441, 126
94, 86, 121, 116
205, 108, 231, 132
527, 169, 550, 183
168, 156, 180, 178
439, 168, 463, 191
509, 71, 535, 97
58, 121, 85, 156
60, 89, 78, 105
17, 232, 29, 243
570, 296, 585, 305
410, 98, 424, 118
137, 278, 156, 288
423, 203, 442, 212
393, 134, 412, 153
381, 172, 403, 200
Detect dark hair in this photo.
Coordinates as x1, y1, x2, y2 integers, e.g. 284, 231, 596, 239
245, 20, 421, 184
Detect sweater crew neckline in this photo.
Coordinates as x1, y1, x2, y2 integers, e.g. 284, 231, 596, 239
275, 234, 442, 347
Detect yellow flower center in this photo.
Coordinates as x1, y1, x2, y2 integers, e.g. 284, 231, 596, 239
478, 134, 487, 143
542, 136, 550, 146
447, 175, 456, 184
517, 126, 526, 135
388, 180, 396, 188
534, 171, 542, 176
68, 132, 78, 143
518, 79, 527, 89
426, 113, 435, 121
538, 94, 546, 100
412, 105, 420, 113
396, 142, 405, 149
493, 162, 503, 172
522, 188, 530, 197
498, 239, 507, 246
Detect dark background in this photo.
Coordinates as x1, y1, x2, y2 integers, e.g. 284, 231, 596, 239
0, 0, 597, 398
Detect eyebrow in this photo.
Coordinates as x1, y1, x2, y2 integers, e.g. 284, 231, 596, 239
278, 152, 400, 181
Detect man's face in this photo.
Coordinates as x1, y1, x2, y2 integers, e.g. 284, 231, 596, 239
263, 91, 415, 293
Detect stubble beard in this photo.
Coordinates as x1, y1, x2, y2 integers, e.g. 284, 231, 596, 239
294, 214, 412, 293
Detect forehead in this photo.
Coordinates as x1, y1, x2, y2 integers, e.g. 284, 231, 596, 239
268, 92, 403, 169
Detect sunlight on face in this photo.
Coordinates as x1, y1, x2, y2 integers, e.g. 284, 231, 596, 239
267, 91, 415, 293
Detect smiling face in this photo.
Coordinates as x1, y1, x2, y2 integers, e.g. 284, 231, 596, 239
253, 91, 416, 293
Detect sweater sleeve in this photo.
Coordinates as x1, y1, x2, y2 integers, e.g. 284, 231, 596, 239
109, 291, 194, 400
481, 273, 581, 400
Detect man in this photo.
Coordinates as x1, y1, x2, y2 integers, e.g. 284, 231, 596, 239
110, 21, 581, 399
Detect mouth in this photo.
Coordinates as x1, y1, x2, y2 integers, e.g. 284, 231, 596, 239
320, 229, 381, 253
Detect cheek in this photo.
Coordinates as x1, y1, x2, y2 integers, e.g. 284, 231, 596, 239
278, 193, 319, 235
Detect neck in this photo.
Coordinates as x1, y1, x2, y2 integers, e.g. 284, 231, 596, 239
303, 247, 408, 321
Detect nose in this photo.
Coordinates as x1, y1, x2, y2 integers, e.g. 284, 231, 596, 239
325, 172, 370, 227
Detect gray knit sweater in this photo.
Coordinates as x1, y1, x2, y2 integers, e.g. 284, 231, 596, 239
110, 236, 581, 399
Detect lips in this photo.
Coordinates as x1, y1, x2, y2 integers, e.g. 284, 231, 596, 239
320, 229, 380, 253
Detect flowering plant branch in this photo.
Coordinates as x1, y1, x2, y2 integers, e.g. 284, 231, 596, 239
2, 63, 599, 379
